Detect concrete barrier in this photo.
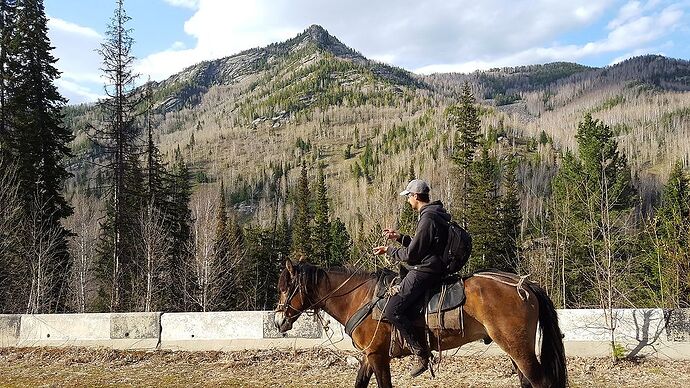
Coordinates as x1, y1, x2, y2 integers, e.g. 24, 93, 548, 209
0, 315, 20, 347
16, 313, 160, 350
1, 309, 689, 358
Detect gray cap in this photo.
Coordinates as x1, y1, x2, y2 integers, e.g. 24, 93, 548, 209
399, 179, 431, 196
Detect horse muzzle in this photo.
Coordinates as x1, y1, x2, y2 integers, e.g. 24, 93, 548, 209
273, 311, 294, 333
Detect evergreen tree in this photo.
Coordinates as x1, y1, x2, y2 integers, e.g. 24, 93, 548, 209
398, 159, 417, 235
291, 163, 311, 259
93, 0, 142, 311
497, 156, 522, 272
465, 146, 502, 272
164, 147, 193, 311
329, 217, 351, 266
653, 161, 690, 307
447, 82, 480, 226
3, 0, 73, 312
0, 0, 18, 153
312, 164, 332, 266
550, 113, 636, 307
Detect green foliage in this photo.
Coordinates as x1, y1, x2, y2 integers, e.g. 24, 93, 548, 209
291, 163, 312, 259
591, 95, 626, 113
448, 82, 481, 225
497, 156, 523, 272
650, 161, 690, 307
493, 93, 521, 106
398, 160, 417, 236
465, 147, 504, 272
550, 114, 637, 307
311, 164, 332, 266
329, 218, 351, 266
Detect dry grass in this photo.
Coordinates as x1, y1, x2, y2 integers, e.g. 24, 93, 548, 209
1, 347, 689, 387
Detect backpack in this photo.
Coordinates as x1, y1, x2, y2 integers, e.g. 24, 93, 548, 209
436, 217, 472, 274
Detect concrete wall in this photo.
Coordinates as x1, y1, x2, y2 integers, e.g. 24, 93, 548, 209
1, 309, 689, 358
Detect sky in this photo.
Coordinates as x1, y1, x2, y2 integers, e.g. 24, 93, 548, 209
44, 0, 690, 104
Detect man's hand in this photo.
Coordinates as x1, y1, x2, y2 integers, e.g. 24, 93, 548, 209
382, 228, 400, 241
373, 246, 388, 255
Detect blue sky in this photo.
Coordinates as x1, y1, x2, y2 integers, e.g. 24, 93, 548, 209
44, 0, 689, 104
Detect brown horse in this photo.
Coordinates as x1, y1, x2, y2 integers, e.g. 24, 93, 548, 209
274, 260, 567, 388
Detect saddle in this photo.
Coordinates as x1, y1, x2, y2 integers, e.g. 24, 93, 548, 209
344, 270, 467, 340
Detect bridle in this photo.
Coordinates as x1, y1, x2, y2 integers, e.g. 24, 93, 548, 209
274, 266, 371, 318
275, 274, 309, 315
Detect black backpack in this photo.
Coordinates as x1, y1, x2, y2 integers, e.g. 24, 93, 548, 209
435, 217, 472, 274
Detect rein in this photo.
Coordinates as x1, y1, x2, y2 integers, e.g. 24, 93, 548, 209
275, 268, 372, 316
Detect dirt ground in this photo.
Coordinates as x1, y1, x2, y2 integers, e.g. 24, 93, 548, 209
1, 347, 689, 387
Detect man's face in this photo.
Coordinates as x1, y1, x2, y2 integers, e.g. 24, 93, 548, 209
407, 192, 418, 209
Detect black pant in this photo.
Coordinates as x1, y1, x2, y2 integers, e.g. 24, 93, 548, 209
383, 270, 441, 354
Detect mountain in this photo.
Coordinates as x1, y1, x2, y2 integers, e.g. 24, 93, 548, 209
150, 24, 422, 113
63, 25, 690, 233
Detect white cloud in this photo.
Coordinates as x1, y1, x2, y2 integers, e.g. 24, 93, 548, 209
163, 0, 199, 9
48, 16, 103, 104
136, 0, 622, 82
55, 78, 103, 104
50, 0, 688, 103
416, 1, 685, 74
47, 17, 102, 40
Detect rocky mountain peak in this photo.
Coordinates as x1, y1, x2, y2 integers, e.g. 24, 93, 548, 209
291, 24, 363, 60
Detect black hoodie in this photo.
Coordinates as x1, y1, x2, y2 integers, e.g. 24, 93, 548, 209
386, 200, 451, 274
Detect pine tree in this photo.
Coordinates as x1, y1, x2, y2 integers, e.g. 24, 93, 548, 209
311, 164, 332, 266
447, 82, 480, 226
497, 155, 522, 272
291, 163, 312, 259
465, 146, 502, 272
164, 147, 193, 311
3, 0, 73, 312
0, 0, 18, 153
93, 0, 142, 312
550, 113, 636, 308
653, 161, 690, 307
398, 159, 417, 235
329, 217, 350, 266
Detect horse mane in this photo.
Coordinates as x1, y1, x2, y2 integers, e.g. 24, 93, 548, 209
294, 263, 393, 290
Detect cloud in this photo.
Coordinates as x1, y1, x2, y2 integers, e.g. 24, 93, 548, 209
51, 0, 689, 103
415, 1, 685, 73
55, 78, 103, 104
137, 0, 624, 82
162, 0, 200, 9
47, 16, 103, 104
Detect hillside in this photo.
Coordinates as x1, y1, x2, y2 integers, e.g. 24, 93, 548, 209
64, 25, 690, 237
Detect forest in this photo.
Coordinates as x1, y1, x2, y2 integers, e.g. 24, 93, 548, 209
0, 0, 688, 315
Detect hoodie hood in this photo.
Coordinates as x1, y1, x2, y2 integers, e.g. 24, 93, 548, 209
420, 200, 451, 222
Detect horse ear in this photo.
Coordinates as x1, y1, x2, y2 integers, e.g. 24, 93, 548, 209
285, 259, 295, 277
297, 255, 306, 263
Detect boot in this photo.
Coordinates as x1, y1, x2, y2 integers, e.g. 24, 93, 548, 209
397, 325, 430, 377
409, 354, 429, 378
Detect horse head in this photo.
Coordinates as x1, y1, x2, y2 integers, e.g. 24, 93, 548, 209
274, 259, 311, 333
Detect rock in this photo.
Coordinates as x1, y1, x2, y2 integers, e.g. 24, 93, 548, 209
346, 356, 360, 369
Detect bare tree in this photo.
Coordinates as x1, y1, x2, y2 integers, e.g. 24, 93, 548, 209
22, 196, 65, 314
0, 159, 22, 312
134, 206, 169, 312
186, 186, 245, 311
64, 193, 103, 313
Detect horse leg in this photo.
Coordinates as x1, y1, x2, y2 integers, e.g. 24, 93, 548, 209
511, 359, 532, 388
354, 357, 374, 388
483, 325, 546, 388
367, 353, 392, 388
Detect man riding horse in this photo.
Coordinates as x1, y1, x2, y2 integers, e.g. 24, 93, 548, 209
373, 179, 455, 377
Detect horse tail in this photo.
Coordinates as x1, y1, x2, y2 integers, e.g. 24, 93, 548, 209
529, 282, 567, 388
